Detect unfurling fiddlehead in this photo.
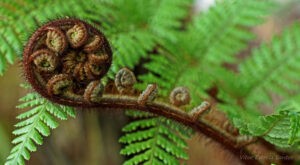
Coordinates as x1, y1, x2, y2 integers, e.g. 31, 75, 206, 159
169, 86, 190, 107
23, 18, 112, 106
115, 67, 136, 94
22, 18, 282, 165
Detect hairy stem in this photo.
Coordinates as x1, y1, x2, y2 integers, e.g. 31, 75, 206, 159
88, 94, 282, 165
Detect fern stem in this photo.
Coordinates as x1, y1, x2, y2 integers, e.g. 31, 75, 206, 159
87, 94, 279, 165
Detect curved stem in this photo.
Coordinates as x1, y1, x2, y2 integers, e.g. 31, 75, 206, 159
86, 94, 280, 165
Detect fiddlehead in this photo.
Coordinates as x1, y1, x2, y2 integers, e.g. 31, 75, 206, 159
45, 27, 67, 53
23, 18, 112, 106
115, 67, 136, 94
21, 18, 284, 165
169, 86, 191, 107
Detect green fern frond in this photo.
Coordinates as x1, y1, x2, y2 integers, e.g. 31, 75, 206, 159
189, 0, 273, 65
217, 23, 300, 149
5, 90, 75, 165
130, 1, 274, 161
236, 23, 300, 109
105, 0, 193, 78
120, 111, 190, 165
233, 100, 300, 148
138, 0, 273, 105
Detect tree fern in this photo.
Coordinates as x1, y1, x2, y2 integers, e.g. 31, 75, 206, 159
119, 111, 191, 165
5, 87, 75, 165
3, 0, 300, 164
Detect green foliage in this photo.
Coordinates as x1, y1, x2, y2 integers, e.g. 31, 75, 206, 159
3, 0, 300, 163
119, 111, 191, 165
238, 24, 300, 109
5, 89, 75, 165
213, 13, 300, 150
0, 0, 193, 77
112, 1, 196, 163
103, 0, 193, 78
217, 23, 300, 110
2, 0, 195, 164
233, 99, 300, 148
138, 0, 273, 106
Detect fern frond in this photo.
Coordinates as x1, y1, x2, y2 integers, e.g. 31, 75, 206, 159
233, 100, 300, 148
236, 23, 300, 109
131, 1, 273, 161
189, 0, 273, 65
120, 111, 190, 165
138, 0, 273, 105
5, 91, 75, 165
105, 0, 193, 78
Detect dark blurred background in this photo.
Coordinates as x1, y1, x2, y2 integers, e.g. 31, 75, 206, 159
1, 0, 300, 164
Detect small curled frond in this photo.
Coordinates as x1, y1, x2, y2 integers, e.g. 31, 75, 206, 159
115, 68, 137, 94
45, 27, 67, 54
66, 23, 88, 48
84, 80, 104, 103
189, 101, 211, 121
169, 87, 190, 107
46, 74, 73, 96
29, 49, 58, 73
84, 35, 103, 53
138, 84, 158, 105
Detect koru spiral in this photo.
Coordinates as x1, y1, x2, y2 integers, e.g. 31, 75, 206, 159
23, 18, 112, 106
21, 18, 278, 165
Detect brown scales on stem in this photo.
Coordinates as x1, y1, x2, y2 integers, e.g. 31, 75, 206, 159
23, 18, 291, 165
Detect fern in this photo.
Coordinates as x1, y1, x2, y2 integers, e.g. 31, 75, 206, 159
233, 99, 300, 148
0, 0, 192, 77
0, 0, 111, 75
219, 23, 300, 117
115, 0, 197, 163
127, 0, 275, 162
3, 0, 300, 163
189, 0, 273, 64
138, 0, 273, 106
238, 24, 300, 109
216, 23, 300, 149
104, 0, 193, 78
5, 89, 75, 165
119, 111, 191, 165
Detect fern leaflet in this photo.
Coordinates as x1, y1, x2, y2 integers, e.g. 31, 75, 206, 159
233, 99, 300, 148
5, 90, 75, 165
217, 22, 300, 115
119, 111, 191, 165
138, 0, 273, 106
